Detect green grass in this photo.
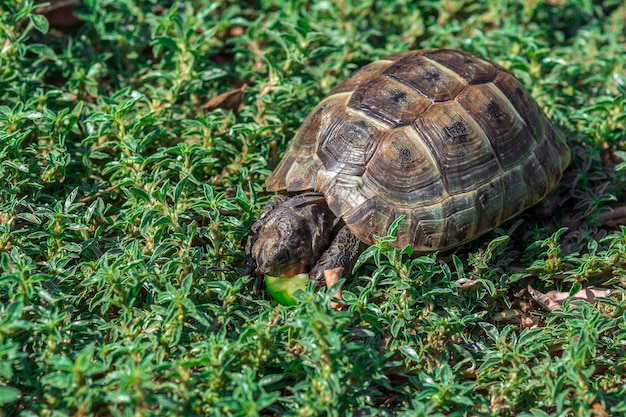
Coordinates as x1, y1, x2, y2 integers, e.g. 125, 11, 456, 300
1, 0, 626, 416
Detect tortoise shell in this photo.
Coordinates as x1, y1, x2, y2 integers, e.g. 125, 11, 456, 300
266, 49, 571, 252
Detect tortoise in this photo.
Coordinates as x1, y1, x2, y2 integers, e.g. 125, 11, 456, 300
246, 48, 571, 288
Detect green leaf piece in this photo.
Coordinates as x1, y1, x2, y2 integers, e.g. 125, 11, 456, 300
265, 273, 309, 306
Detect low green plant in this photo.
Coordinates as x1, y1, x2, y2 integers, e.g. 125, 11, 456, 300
1, 0, 625, 416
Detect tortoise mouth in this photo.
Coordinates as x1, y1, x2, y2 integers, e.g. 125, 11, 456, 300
262, 259, 307, 278
256, 247, 309, 278
280, 262, 307, 278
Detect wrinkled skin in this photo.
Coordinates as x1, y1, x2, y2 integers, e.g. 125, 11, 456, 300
246, 192, 364, 288
251, 209, 312, 277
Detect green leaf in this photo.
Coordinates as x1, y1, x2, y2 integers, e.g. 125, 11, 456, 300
27, 43, 57, 60
0, 386, 21, 405
130, 187, 151, 203
30, 14, 49, 34
181, 273, 193, 295
15, 213, 41, 224
400, 345, 420, 362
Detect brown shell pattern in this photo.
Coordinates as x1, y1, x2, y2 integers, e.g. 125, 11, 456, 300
266, 49, 571, 252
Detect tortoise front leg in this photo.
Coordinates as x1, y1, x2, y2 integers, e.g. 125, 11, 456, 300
309, 224, 366, 290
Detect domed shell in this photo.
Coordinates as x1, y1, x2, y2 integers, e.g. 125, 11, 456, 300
266, 49, 571, 252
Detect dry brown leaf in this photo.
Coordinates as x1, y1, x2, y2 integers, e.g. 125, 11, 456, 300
492, 309, 525, 322
493, 309, 540, 328
528, 285, 612, 311
36, 0, 82, 29
228, 26, 245, 37
596, 204, 626, 227
591, 401, 609, 417
324, 267, 344, 311
202, 83, 247, 113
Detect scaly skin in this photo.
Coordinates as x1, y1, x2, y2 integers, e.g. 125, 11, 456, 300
309, 224, 365, 289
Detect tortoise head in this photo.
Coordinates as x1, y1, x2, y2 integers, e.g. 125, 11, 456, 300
252, 207, 313, 277
248, 193, 337, 278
